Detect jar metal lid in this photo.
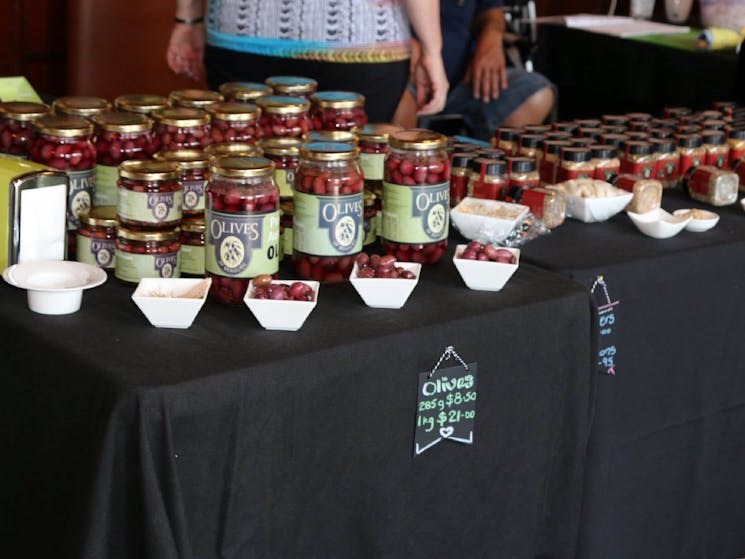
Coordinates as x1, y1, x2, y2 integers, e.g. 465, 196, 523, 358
364, 190, 376, 206
119, 159, 181, 181
300, 141, 360, 161
648, 138, 675, 153
204, 142, 263, 159
260, 137, 302, 156
53, 96, 111, 116
600, 124, 626, 134
469, 157, 505, 176
389, 129, 447, 150
574, 118, 601, 128
35, 115, 93, 137
180, 216, 205, 233
701, 130, 726, 145
210, 156, 274, 178
590, 145, 615, 159
451, 151, 478, 168
303, 130, 358, 144
152, 107, 210, 127
700, 110, 723, 120
519, 134, 545, 148
91, 111, 151, 133
728, 127, 745, 140
476, 147, 506, 159
169, 89, 224, 108
507, 156, 537, 173
578, 127, 603, 140
206, 102, 261, 121
256, 95, 310, 114
702, 119, 726, 130
80, 206, 118, 227
357, 123, 403, 143
543, 139, 571, 154
451, 141, 482, 152
624, 131, 650, 141
568, 137, 593, 147
626, 112, 652, 122
553, 121, 579, 133
497, 127, 521, 142
600, 133, 629, 149
114, 94, 169, 114
664, 106, 691, 117
117, 225, 180, 241
523, 124, 551, 134
265, 76, 318, 95
676, 133, 703, 148
650, 127, 675, 139
154, 149, 211, 169
0, 101, 52, 121
219, 81, 273, 102
602, 114, 629, 125
310, 91, 365, 109
624, 140, 652, 155
560, 146, 591, 162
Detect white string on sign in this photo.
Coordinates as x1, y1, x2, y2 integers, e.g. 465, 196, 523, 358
429, 346, 469, 379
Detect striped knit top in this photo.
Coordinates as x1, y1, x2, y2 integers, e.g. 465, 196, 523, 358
206, 0, 412, 63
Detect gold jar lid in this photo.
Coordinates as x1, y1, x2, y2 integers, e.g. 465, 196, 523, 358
299, 141, 360, 161
152, 107, 210, 127
117, 225, 180, 241
180, 216, 205, 233
389, 129, 447, 150
265, 76, 318, 95
303, 130, 358, 144
219, 82, 273, 102
310, 91, 365, 109
119, 159, 180, 181
260, 137, 302, 156
256, 95, 310, 115
364, 190, 376, 206
35, 115, 93, 137
206, 102, 261, 121
210, 156, 274, 178
53, 96, 111, 117
280, 199, 295, 214
80, 206, 118, 227
357, 123, 403, 143
91, 111, 151, 133
204, 142, 263, 158
114, 94, 169, 114
0, 101, 52, 121
169, 89, 224, 109
154, 149, 211, 169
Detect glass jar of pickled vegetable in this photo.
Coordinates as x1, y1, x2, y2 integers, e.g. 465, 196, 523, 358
117, 160, 182, 229
179, 215, 205, 277
382, 129, 450, 265
256, 96, 312, 139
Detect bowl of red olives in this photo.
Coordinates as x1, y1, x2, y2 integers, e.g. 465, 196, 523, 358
349, 253, 421, 309
243, 274, 319, 331
453, 242, 519, 291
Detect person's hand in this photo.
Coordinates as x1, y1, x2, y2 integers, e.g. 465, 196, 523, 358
412, 50, 449, 116
463, 27, 508, 102
166, 23, 205, 81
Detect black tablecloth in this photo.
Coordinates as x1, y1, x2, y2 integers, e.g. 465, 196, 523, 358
521, 190, 745, 559
0, 251, 594, 559
536, 25, 738, 120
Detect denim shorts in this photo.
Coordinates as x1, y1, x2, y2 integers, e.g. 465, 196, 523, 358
425, 68, 555, 141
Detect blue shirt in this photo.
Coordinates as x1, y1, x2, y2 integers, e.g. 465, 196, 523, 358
440, 0, 504, 85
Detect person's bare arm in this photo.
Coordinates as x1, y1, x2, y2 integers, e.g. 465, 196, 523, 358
166, 0, 206, 81
463, 7, 508, 102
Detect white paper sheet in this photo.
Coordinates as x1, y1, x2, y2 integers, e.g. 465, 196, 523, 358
18, 183, 67, 263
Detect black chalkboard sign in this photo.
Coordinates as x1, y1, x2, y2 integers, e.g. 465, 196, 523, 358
591, 276, 619, 376
414, 363, 478, 456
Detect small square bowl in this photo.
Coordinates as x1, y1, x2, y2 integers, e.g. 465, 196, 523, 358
452, 244, 520, 291
132, 277, 211, 328
349, 261, 421, 309
450, 197, 530, 243
672, 208, 719, 232
243, 279, 319, 331
564, 191, 634, 223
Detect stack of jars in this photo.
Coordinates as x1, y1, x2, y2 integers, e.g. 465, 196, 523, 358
205, 156, 280, 303
114, 160, 183, 283
0, 101, 52, 158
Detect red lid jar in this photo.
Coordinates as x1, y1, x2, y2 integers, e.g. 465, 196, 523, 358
382, 129, 450, 265
292, 142, 364, 282
205, 157, 280, 303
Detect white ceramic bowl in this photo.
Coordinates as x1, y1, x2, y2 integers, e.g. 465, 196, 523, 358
243, 280, 319, 331
563, 190, 634, 223
452, 244, 520, 291
450, 197, 530, 243
2, 260, 107, 315
349, 261, 421, 309
673, 209, 720, 232
132, 277, 211, 328
626, 208, 692, 239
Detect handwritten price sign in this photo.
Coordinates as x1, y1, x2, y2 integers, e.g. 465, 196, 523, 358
414, 363, 478, 456
591, 276, 619, 376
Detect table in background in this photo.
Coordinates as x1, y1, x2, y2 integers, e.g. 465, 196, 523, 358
0, 254, 594, 559
521, 190, 745, 559
536, 24, 738, 119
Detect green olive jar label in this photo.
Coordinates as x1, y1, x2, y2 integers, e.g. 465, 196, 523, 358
205, 210, 280, 277
382, 181, 449, 244
292, 190, 363, 256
